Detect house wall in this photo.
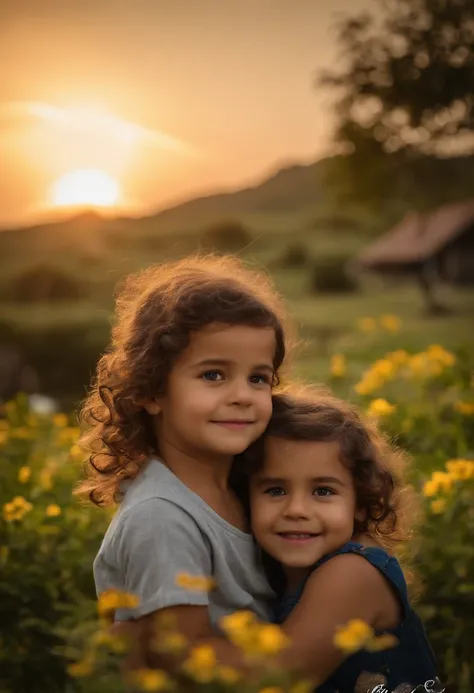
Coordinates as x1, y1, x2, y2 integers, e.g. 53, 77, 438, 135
438, 225, 474, 284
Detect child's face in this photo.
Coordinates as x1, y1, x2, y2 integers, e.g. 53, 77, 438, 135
147, 323, 275, 463
250, 437, 358, 583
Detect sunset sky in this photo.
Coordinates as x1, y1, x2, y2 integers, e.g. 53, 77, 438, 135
0, 0, 374, 225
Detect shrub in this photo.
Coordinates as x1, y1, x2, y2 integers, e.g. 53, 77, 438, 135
1, 342, 473, 692
276, 243, 309, 269
8, 265, 86, 303
0, 395, 107, 693
309, 255, 358, 294
200, 220, 252, 252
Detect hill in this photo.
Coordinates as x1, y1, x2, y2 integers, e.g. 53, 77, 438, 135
0, 158, 327, 247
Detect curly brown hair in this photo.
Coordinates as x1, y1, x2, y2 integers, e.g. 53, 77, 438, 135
77, 254, 292, 506
235, 386, 418, 559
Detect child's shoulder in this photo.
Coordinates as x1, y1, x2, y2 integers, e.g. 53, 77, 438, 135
312, 541, 410, 618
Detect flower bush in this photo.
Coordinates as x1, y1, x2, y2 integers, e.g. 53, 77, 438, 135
0, 338, 473, 693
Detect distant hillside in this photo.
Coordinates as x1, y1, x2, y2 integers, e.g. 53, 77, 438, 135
131, 158, 327, 234
3, 152, 474, 260
0, 158, 327, 251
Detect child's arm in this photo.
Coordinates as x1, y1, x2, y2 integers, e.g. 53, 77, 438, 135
279, 552, 401, 686
120, 553, 397, 685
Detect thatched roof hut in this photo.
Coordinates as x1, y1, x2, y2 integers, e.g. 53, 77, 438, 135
357, 200, 474, 284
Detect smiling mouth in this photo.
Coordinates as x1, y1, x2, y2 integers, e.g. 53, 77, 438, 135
277, 532, 320, 542
212, 420, 254, 428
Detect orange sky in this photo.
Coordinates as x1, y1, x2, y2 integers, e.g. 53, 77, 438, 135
0, 0, 374, 225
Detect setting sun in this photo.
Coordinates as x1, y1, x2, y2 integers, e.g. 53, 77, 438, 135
51, 169, 120, 208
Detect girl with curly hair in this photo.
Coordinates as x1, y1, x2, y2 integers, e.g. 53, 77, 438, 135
77, 254, 292, 639
241, 388, 438, 692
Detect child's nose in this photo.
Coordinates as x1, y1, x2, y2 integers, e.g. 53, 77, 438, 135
228, 378, 254, 405
283, 494, 312, 519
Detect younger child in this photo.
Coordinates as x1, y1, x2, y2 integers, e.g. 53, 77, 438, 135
78, 255, 291, 641
245, 390, 438, 692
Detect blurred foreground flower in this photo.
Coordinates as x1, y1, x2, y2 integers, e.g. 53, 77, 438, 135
175, 573, 216, 591
330, 354, 346, 378
430, 499, 447, 514
367, 398, 396, 418
18, 466, 31, 483
334, 619, 398, 654
128, 668, 172, 691
97, 588, 140, 619
423, 459, 474, 499
455, 401, 474, 416
357, 317, 377, 333
334, 619, 373, 653
380, 314, 401, 333
45, 504, 61, 517
220, 610, 289, 656
183, 645, 217, 683
3, 496, 33, 522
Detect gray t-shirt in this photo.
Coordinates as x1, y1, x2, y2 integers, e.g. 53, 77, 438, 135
93, 458, 274, 626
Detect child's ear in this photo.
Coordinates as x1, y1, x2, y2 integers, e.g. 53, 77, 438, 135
141, 399, 162, 415
355, 506, 367, 523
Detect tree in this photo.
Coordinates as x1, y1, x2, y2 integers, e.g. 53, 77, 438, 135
321, 0, 474, 215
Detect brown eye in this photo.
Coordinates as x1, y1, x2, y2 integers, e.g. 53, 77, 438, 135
264, 487, 286, 497
202, 371, 223, 382
314, 487, 335, 497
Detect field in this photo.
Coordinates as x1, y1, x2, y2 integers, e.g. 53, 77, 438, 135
1, 209, 473, 693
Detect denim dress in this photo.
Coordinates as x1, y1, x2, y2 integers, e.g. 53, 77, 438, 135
275, 541, 439, 693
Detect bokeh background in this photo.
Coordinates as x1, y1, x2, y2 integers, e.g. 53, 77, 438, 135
1, 1, 473, 692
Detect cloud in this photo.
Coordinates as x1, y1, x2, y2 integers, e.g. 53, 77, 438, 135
0, 101, 198, 155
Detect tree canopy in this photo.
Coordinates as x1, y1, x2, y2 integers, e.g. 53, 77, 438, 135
321, 0, 474, 215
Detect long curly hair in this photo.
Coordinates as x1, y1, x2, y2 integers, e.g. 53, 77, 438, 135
76, 254, 292, 506
234, 386, 419, 591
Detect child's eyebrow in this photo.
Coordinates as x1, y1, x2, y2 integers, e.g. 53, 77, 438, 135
194, 358, 274, 373
254, 475, 346, 486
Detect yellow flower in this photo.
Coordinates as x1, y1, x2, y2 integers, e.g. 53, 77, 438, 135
380, 314, 401, 333
254, 623, 289, 655
216, 666, 241, 684
445, 459, 474, 480
175, 573, 216, 592
357, 317, 377, 333
39, 469, 53, 491
387, 349, 409, 366
93, 629, 130, 653
46, 504, 61, 517
18, 466, 31, 483
11, 427, 34, 440
53, 413, 68, 427
426, 344, 455, 368
68, 656, 94, 677
430, 499, 446, 514
97, 589, 140, 618
3, 496, 33, 522
366, 633, 398, 652
290, 682, 313, 693
334, 619, 373, 653
259, 688, 284, 693
152, 631, 187, 655
422, 471, 453, 497
183, 645, 217, 683
220, 610, 256, 634
454, 401, 474, 416
367, 398, 396, 418
330, 354, 346, 378
70, 444, 84, 462
0, 431, 9, 446
431, 470, 454, 492
129, 669, 171, 691
372, 359, 395, 379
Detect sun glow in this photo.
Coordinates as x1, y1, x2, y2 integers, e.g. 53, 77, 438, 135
51, 168, 120, 208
